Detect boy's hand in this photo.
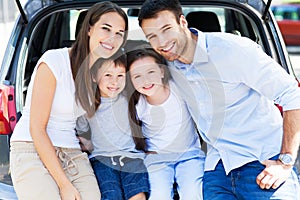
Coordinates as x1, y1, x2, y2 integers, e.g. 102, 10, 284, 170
77, 136, 94, 153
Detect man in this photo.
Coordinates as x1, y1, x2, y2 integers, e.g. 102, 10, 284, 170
138, 0, 300, 199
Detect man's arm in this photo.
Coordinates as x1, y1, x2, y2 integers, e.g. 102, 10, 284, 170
256, 109, 300, 189
281, 109, 300, 163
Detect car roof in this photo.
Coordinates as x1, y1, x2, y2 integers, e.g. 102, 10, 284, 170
16, 0, 272, 22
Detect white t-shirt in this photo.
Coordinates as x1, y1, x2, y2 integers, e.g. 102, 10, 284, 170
136, 81, 201, 154
11, 48, 84, 148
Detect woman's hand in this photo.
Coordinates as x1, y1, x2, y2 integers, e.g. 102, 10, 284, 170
59, 181, 82, 200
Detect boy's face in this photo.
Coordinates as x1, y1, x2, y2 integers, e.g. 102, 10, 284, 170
95, 61, 126, 98
129, 56, 164, 98
140, 10, 189, 62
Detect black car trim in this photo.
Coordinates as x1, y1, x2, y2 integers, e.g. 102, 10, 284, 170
262, 0, 272, 21
15, 0, 28, 24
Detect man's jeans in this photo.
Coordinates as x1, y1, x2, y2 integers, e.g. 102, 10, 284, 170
203, 159, 300, 200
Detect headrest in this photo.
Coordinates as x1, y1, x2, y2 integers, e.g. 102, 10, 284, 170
75, 10, 88, 39
186, 11, 221, 32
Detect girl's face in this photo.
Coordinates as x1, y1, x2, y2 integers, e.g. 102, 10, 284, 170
129, 56, 165, 98
95, 61, 126, 98
88, 12, 126, 60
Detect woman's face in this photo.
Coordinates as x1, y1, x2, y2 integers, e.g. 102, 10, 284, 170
95, 61, 126, 98
88, 12, 126, 60
129, 56, 164, 98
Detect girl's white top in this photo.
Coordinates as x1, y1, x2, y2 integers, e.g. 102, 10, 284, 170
136, 80, 202, 154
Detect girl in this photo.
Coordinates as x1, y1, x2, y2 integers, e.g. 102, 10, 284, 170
127, 47, 205, 200
76, 52, 149, 200
9, 2, 128, 200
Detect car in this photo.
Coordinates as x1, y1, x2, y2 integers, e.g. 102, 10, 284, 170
0, 0, 299, 199
271, 3, 300, 46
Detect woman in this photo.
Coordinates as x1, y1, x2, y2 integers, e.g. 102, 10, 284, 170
9, 2, 128, 200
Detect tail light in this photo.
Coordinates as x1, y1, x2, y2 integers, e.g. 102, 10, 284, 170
0, 110, 11, 134
0, 85, 17, 135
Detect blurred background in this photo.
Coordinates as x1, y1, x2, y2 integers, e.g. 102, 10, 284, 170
272, 0, 300, 79
0, 0, 18, 65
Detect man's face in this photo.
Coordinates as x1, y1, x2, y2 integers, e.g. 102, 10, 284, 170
141, 10, 188, 62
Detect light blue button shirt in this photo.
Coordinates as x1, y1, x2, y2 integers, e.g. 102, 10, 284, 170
168, 29, 300, 174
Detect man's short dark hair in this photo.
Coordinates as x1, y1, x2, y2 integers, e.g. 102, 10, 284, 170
138, 0, 183, 27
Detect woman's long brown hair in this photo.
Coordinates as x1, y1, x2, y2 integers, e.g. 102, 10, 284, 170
70, 1, 128, 117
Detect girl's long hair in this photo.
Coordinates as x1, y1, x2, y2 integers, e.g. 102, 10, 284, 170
126, 46, 171, 151
71, 1, 128, 117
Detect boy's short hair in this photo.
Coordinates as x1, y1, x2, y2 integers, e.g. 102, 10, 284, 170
138, 0, 183, 26
90, 49, 127, 77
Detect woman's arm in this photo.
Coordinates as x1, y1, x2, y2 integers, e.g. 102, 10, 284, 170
29, 62, 81, 200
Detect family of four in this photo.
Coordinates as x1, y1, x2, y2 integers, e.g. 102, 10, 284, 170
9, 0, 300, 200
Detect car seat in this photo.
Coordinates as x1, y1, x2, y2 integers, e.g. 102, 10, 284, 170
186, 11, 221, 32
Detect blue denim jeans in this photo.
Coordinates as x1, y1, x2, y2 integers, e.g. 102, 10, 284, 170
90, 156, 149, 200
203, 159, 300, 200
